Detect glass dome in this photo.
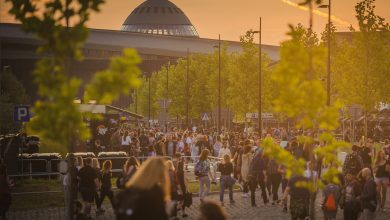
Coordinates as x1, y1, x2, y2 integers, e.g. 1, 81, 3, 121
121, 0, 199, 38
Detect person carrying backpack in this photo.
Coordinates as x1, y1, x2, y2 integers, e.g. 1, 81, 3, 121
340, 172, 362, 220
195, 149, 215, 202
343, 145, 364, 176
322, 181, 340, 220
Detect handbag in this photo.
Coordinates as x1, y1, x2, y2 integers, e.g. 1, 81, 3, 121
228, 176, 237, 187
184, 192, 193, 207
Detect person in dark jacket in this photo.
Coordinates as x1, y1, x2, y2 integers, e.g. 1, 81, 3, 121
139, 131, 150, 160
249, 151, 269, 207
343, 145, 364, 176
97, 160, 114, 213
341, 172, 362, 220
361, 168, 377, 220
77, 157, 99, 219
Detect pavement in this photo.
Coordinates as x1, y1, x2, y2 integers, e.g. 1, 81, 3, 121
7, 188, 390, 220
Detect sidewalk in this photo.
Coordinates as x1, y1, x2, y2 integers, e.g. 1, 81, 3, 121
8, 190, 390, 220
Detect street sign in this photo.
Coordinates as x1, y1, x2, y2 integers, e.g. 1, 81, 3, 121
201, 113, 209, 121
14, 106, 30, 122
245, 112, 274, 119
246, 112, 258, 119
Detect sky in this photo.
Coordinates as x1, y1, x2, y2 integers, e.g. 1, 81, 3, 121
1, 0, 389, 45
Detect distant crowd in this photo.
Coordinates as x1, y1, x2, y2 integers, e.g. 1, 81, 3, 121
1, 126, 390, 220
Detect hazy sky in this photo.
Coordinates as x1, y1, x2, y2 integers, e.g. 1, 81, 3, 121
1, 0, 389, 45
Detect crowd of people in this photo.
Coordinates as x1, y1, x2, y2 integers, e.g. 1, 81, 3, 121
63, 125, 390, 220
1, 125, 390, 220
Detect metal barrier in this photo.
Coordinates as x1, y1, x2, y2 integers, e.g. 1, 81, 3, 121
12, 155, 224, 182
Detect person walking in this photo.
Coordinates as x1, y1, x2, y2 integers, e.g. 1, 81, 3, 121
341, 172, 362, 220
240, 144, 252, 198
282, 175, 310, 220
97, 160, 114, 213
218, 140, 231, 159
139, 130, 150, 160
248, 151, 269, 207
166, 160, 180, 220
343, 145, 364, 176
361, 168, 377, 220
195, 149, 215, 202
175, 153, 189, 218
78, 157, 99, 219
322, 181, 340, 220
361, 139, 376, 169
114, 158, 170, 220
91, 158, 101, 212
374, 150, 389, 211
268, 158, 282, 205
218, 154, 235, 206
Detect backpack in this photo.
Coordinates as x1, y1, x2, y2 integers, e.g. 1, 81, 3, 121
195, 161, 206, 177
347, 154, 361, 175
324, 193, 337, 211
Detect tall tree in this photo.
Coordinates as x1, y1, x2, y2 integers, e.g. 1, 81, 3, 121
0, 69, 28, 134
227, 31, 272, 122
6, 1, 141, 219
267, 23, 345, 220
332, 0, 390, 140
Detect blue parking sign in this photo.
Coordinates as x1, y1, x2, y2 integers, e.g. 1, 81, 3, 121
14, 106, 30, 122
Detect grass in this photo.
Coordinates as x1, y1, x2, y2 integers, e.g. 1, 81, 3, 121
10, 178, 239, 209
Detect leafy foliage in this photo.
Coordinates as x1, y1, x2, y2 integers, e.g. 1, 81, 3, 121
332, 0, 390, 112
6, 0, 141, 149
262, 23, 348, 191
0, 70, 29, 134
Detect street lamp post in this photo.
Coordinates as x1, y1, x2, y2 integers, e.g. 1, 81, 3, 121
213, 35, 221, 134
217, 35, 222, 134
249, 17, 262, 136
319, 0, 331, 106
165, 62, 169, 132
148, 75, 151, 127
186, 48, 189, 129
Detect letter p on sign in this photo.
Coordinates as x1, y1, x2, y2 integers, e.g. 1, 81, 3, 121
14, 106, 30, 122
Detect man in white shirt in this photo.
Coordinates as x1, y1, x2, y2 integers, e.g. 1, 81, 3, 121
218, 140, 231, 158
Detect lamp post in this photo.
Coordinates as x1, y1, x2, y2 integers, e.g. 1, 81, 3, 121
186, 48, 189, 129
143, 72, 152, 127
165, 62, 169, 132
213, 35, 221, 134
319, 0, 331, 106
249, 17, 262, 136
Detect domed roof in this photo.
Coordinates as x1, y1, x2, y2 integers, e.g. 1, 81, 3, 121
121, 0, 199, 37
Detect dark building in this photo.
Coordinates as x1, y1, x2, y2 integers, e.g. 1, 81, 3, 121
0, 0, 279, 108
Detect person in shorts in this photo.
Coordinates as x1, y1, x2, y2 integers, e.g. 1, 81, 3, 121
78, 157, 99, 219
374, 150, 389, 211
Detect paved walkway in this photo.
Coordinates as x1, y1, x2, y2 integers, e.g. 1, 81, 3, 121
8, 191, 390, 220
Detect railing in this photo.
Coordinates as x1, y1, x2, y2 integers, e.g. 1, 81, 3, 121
10, 155, 223, 182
